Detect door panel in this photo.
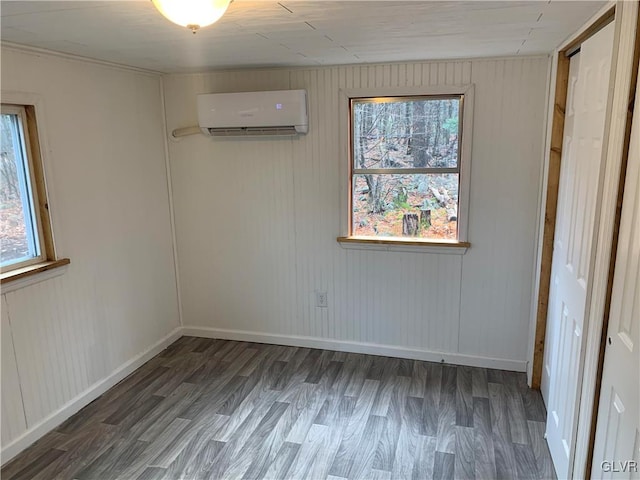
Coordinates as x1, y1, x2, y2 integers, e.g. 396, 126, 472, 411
592, 61, 640, 480
543, 22, 615, 480
542, 53, 581, 407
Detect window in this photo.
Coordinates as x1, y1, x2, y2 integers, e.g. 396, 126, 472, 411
1, 104, 63, 278
339, 87, 473, 250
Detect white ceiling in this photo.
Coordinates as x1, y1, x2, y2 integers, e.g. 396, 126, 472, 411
1, 1, 606, 73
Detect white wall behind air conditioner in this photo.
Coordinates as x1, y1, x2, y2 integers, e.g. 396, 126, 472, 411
0, 47, 181, 462
163, 56, 550, 370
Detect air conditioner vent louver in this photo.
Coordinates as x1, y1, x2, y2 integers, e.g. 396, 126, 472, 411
207, 126, 300, 137
198, 89, 308, 137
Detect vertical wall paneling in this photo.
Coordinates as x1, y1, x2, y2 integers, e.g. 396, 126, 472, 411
1, 297, 27, 447
0, 47, 181, 460
164, 56, 550, 368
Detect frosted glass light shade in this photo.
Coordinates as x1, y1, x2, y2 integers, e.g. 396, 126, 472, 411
152, 0, 231, 32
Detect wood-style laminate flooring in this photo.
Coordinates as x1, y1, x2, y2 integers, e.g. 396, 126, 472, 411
2, 337, 557, 480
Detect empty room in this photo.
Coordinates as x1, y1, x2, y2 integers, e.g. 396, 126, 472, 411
1, 1, 639, 479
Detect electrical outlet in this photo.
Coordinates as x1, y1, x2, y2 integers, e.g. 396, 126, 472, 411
316, 291, 328, 308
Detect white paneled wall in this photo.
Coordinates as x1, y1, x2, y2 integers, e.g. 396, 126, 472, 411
1, 297, 26, 447
164, 56, 549, 368
0, 47, 180, 462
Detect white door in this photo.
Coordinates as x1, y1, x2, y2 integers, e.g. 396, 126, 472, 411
541, 50, 581, 408
542, 22, 615, 480
591, 63, 640, 480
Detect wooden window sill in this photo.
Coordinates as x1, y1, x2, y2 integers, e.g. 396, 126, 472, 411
337, 237, 470, 254
1, 258, 70, 292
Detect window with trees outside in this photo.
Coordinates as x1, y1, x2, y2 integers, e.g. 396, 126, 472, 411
1, 104, 57, 276
349, 95, 468, 244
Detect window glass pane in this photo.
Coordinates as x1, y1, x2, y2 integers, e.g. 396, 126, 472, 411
352, 173, 459, 240
1, 112, 40, 267
352, 97, 460, 170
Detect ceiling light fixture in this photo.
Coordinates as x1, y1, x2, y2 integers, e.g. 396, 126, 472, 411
151, 0, 231, 34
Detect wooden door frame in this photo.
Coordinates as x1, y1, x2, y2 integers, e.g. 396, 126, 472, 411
531, 5, 616, 392
530, 1, 640, 478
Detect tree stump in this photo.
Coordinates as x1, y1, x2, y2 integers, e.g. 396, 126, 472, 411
420, 209, 431, 229
402, 213, 419, 236
447, 205, 458, 222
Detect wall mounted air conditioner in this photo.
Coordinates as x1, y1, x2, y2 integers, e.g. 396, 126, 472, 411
197, 89, 308, 137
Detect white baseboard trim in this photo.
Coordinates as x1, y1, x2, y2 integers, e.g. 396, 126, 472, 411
182, 326, 527, 372
0, 326, 182, 465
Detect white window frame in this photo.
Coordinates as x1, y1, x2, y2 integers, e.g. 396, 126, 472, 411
337, 85, 474, 253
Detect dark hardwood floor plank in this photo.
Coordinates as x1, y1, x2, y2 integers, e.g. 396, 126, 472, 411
259, 441, 301, 480
216, 401, 290, 479
514, 443, 539, 480
75, 438, 149, 480
308, 396, 356, 480
405, 396, 424, 436
371, 468, 393, 480
527, 420, 557, 480
243, 382, 323, 479
503, 371, 530, 445
285, 364, 343, 444
30, 423, 119, 480
162, 429, 226, 479
103, 394, 164, 427
366, 356, 388, 381
436, 365, 457, 454
343, 354, 374, 397
118, 418, 192, 477
328, 379, 380, 477
189, 337, 219, 354
522, 387, 547, 423
489, 383, 519, 479
4, 448, 65, 480
56, 366, 171, 434
397, 358, 413, 378
286, 423, 331, 480
473, 397, 496, 480
433, 451, 455, 480
373, 376, 410, 472
270, 347, 311, 389
412, 435, 436, 480
370, 358, 398, 417
421, 363, 442, 437
135, 466, 167, 480
204, 392, 290, 479
455, 426, 475, 480
178, 348, 261, 420
409, 360, 428, 397
456, 366, 474, 428
390, 423, 419, 480
305, 349, 335, 384
486, 369, 504, 384
133, 382, 200, 442
471, 367, 489, 399
346, 414, 387, 480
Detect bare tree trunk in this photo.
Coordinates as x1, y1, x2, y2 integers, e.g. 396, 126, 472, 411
402, 213, 419, 236
420, 209, 431, 229
413, 101, 428, 167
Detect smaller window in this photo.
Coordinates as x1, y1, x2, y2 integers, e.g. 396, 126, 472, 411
1, 104, 56, 274
348, 94, 469, 244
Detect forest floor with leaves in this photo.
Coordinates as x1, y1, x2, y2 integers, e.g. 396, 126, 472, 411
1, 201, 30, 263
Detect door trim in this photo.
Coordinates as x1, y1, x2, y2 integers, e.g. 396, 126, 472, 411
531, 5, 615, 391
530, 1, 640, 478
